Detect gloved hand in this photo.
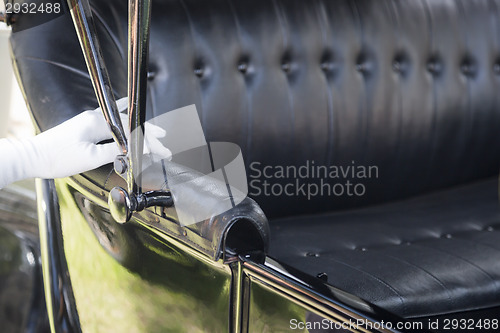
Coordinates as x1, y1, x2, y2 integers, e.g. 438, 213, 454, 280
114, 97, 172, 161
0, 97, 171, 189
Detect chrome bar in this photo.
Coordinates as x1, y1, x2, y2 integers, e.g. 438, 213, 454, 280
36, 179, 82, 333
127, 0, 152, 195
242, 260, 395, 333
67, 0, 128, 154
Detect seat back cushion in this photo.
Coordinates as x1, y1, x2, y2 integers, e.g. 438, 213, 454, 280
10, 0, 500, 218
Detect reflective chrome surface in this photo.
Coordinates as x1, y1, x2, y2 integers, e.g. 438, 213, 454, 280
36, 179, 81, 333
108, 186, 174, 223
108, 187, 132, 224
127, 0, 152, 195
69, 0, 158, 224
66, 0, 128, 154
239, 255, 429, 333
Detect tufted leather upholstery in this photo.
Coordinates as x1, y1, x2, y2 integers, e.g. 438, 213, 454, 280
8, 0, 500, 320
270, 177, 500, 318
11, 0, 500, 218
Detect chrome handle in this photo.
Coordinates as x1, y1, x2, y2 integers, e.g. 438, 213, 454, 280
109, 188, 173, 224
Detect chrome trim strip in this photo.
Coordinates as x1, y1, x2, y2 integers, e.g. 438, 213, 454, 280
242, 259, 396, 333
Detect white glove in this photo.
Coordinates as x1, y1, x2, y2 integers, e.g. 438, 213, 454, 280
0, 97, 171, 189
113, 97, 172, 161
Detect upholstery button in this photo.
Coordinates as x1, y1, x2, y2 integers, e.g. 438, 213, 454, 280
147, 71, 156, 80
356, 62, 368, 73
320, 50, 335, 74
461, 63, 472, 75
194, 67, 204, 78
494, 63, 500, 75
281, 51, 293, 74
392, 61, 402, 73
316, 272, 328, 282
305, 252, 320, 257
460, 58, 476, 77
442, 234, 452, 239
393, 53, 409, 75
194, 60, 205, 78
238, 62, 248, 74
281, 62, 292, 73
426, 57, 442, 76
355, 53, 372, 76
321, 61, 334, 72
405, 242, 411, 245
486, 226, 495, 232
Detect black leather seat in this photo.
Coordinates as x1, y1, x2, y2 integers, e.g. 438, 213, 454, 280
9, 0, 500, 321
270, 177, 500, 318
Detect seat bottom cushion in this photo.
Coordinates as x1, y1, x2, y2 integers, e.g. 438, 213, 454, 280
269, 177, 500, 318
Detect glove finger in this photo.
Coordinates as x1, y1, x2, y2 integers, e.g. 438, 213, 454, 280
93, 97, 128, 142
116, 97, 129, 112
79, 110, 115, 143
145, 122, 166, 138
123, 120, 166, 141
149, 151, 173, 163
145, 136, 172, 160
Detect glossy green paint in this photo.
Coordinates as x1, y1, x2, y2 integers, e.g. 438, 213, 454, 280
248, 280, 309, 333
55, 179, 232, 333
44, 175, 396, 333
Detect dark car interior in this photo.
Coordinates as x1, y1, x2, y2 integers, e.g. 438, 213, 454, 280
8, 0, 500, 329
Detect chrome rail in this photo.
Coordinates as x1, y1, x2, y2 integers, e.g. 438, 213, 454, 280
67, 0, 128, 155
68, 0, 169, 224
127, 0, 152, 196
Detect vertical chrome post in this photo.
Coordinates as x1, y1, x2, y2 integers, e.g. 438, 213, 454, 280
127, 0, 152, 196
67, 0, 128, 155
69, 0, 162, 224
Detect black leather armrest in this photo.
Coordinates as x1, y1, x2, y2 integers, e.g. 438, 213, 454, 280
137, 159, 270, 260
